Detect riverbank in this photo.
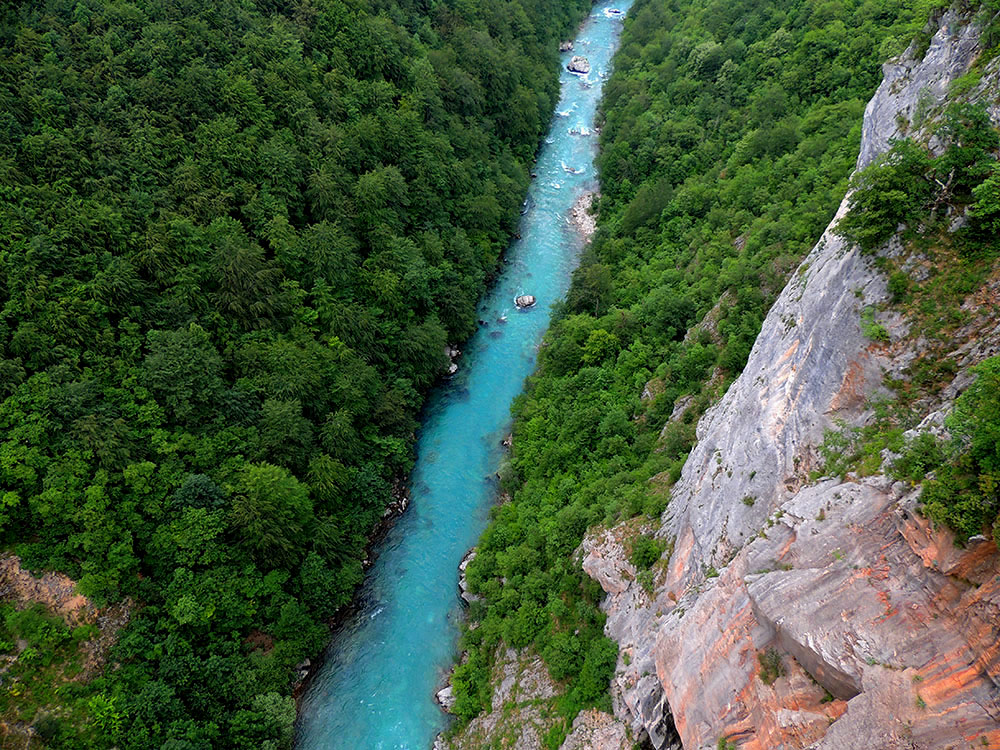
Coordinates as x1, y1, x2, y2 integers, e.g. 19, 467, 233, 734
294, 2, 630, 746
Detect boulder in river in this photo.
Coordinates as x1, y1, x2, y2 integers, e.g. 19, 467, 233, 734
567, 56, 590, 74
514, 294, 536, 308
559, 41, 574, 52
435, 685, 456, 712
458, 548, 480, 604
444, 344, 460, 376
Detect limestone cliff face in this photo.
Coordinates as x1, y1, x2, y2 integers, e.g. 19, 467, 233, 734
584, 11, 1000, 750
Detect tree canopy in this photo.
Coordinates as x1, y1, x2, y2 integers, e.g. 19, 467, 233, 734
0, 0, 590, 745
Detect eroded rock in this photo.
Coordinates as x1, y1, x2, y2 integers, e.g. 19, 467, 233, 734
560, 710, 630, 750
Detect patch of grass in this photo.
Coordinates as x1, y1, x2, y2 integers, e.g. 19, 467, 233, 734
637, 569, 655, 595
0, 604, 101, 747
758, 648, 786, 686
860, 306, 890, 342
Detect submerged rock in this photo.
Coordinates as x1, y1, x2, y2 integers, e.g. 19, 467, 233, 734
567, 56, 590, 74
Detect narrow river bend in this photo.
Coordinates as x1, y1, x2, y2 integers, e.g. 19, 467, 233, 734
296, 4, 631, 747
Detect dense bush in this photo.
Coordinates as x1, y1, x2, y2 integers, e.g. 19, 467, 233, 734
0, 0, 591, 744
836, 103, 999, 253
920, 356, 1000, 543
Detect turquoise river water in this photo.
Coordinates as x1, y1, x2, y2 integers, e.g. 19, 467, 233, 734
296, 3, 631, 747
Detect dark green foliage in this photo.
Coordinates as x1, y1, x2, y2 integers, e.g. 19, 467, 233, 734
891, 433, 947, 483
0, 0, 592, 744
34, 713, 64, 743
837, 139, 935, 252
967, 163, 1000, 245
888, 270, 911, 302
920, 356, 1000, 543
836, 103, 999, 254
628, 535, 665, 570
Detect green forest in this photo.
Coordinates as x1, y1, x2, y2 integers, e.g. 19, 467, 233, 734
0, 0, 591, 745
454, 0, 1000, 743
3, 0, 1000, 746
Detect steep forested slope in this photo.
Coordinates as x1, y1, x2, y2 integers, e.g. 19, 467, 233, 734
0, 0, 589, 746
449, 0, 990, 746
581, 6, 1000, 746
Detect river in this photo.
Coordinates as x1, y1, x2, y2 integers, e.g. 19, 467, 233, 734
295, 3, 631, 747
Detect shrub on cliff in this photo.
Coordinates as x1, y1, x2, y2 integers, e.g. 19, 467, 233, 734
920, 355, 1000, 543
836, 103, 999, 254
836, 139, 935, 252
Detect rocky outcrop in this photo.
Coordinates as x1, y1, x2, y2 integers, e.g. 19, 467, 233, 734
560, 41, 574, 53
0, 554, 130, 679
584, 9, 1000, 750
436, 684, 457, 712
458, 548, 479, 604
567, 56, 591, 74
570, 192, 598, 239
439, 647, 559, 750
0, 555, 95, 625
436, 645, 634, 750
560, 710, 630, 750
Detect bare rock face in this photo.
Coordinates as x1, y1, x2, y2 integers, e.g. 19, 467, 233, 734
567, 56, 590, 74
560, 710, 630, 750
438, 646, 635, 750
858, 9, 989, 169
458, 548, 480, 604
584, 10, 1000, 750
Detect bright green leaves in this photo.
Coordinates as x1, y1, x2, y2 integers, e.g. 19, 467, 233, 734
916, 357, 1000, 543
837, 139, 935, 252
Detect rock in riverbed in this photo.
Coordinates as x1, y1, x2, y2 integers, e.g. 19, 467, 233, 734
458, 548, 479, 604
436, 685, 456, 712
567, 56, 590, 74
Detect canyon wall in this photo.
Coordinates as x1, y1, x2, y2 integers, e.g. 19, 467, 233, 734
584, 10, 1000, 749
